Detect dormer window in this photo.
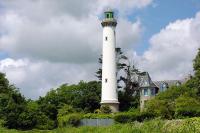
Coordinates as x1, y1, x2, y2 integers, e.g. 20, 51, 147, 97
161, 83, 168, 92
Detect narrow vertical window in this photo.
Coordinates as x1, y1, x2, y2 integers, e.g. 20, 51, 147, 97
105, 78, 108, 83
144, 88, 148, 96
105, 36, 108, 41
151, 88, 155, 96
106, 14, 109, 18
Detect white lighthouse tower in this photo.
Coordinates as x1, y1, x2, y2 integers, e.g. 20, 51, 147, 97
101, 9, 119, 112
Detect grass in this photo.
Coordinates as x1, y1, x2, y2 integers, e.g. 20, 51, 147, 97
1, 117, 200, 133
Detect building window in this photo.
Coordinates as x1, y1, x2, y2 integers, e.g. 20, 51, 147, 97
105, 36, 108, 41
144, 88, 148, 96
161, 83, 168, 92
105, 78, 108, 83
151, 88, 155, 96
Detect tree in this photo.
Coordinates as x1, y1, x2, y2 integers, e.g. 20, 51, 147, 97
37, 81, 101, 116
193, 48, 200, 95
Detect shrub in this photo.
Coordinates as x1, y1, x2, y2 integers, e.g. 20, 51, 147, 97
114, 112, 137, 123
137, 111, 155, 122
57, 104, 75, 117
100, 105, 112, 114
145, 99, 175, 119
175, 95, 200, 118
94, 109, 101, 114
35, 112, 55, 130
83, 113, 113, 119
58, 113, 82, 127
114, 111, 155, 123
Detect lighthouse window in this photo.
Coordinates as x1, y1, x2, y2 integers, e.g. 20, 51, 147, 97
106, 14, 109, 18
105, 36, 108, 41
105, 78, 108, 83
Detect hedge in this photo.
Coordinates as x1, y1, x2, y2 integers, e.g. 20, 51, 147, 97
114, 111, 155, 123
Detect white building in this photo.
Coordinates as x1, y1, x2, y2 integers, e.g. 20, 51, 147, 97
101, 9, 119, 112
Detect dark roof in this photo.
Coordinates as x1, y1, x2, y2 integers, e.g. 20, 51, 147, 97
153, 80, 181, 88
138, 71, 182, 89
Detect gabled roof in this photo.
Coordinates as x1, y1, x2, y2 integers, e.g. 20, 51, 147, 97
138, 72, 157, 88
138, 72, 182, 89
153, 80, 181, 88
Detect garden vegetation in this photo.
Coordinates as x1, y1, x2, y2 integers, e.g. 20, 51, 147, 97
0, 48, 200, 132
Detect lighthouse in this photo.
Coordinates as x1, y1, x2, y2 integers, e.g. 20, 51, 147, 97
101, 9, 119, 112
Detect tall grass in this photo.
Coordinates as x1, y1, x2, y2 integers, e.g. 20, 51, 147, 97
1, 117, 200, 133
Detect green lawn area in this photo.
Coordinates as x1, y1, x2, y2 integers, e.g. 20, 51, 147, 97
1, 117, 200, 133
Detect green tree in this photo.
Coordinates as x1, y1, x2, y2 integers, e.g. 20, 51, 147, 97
193, 48, 200, 95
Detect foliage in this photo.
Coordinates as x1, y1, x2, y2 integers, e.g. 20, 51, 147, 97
57, 104, 76, 117
145, 98, 175, 119
175, 95, 200, 118
35, 112, 55, 130
2, 118, 200, 132
100, 105, 112, 114
193, 48, 200, 96
83, 113, 113, 119
35, 80, 101, 129
118, 90, 140, 111
0, 72, 55, 130
146, 84, 200, 119
114, 110, 154, 123
94, 109, 101, 114
57, 113, 81, 127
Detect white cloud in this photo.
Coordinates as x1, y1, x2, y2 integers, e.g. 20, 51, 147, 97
0, 0, 146, 63
0, 58, 97, 99
94, 0, 153, 16
0, 0, 152, 98
138, 12, 200, 81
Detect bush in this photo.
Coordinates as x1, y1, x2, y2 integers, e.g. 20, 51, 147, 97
175, 95, 200, 118
35, 112, 55, 130
100, 105, 112, 114
58, 113, 82, 127
94, 109, 101, 114
114, 111, 154, 123
145, 98, 175, 119
57, 104, 75, 117
83, 113, 113, 119
114, 112, 137, 123
137, 111, 155, 122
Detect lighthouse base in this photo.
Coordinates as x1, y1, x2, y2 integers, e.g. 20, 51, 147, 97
101, 101, 119, 113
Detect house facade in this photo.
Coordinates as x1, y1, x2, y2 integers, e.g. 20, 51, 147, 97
139, 72, 183, 111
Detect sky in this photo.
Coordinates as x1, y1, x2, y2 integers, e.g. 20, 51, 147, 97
0, 0, 200, 99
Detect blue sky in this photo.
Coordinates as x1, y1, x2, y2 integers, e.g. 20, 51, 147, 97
128, 0, 200, 55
